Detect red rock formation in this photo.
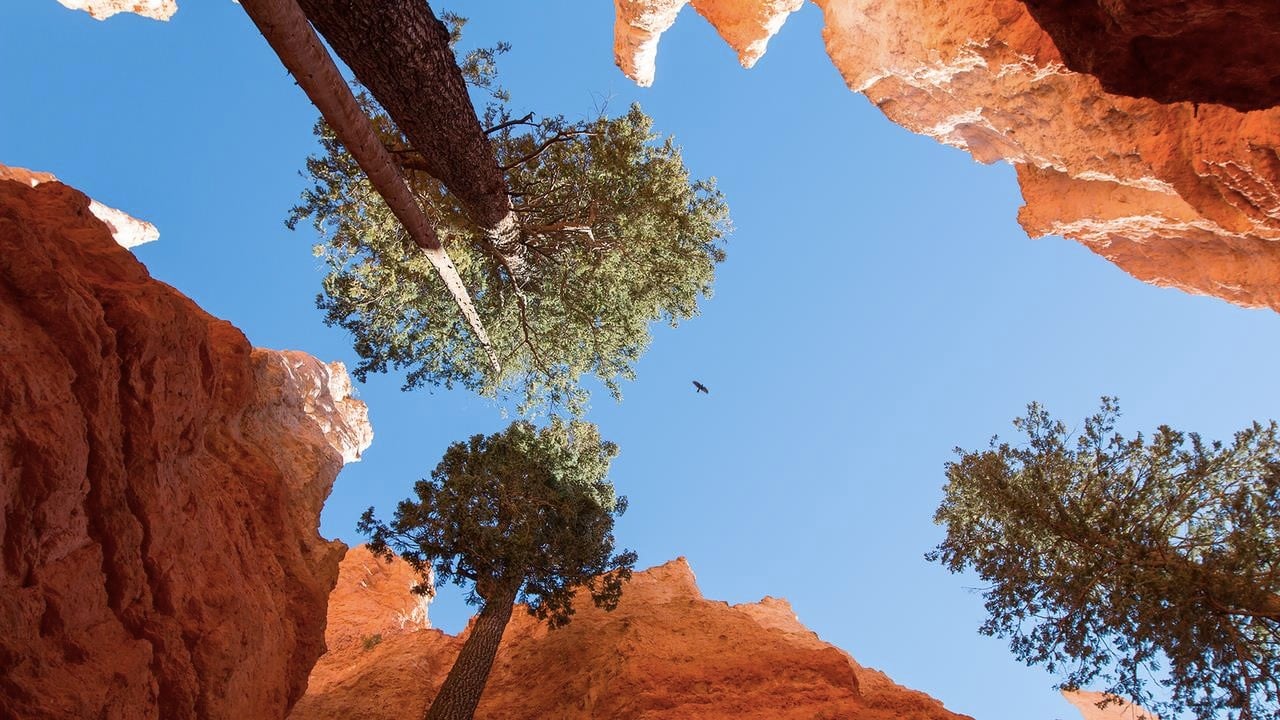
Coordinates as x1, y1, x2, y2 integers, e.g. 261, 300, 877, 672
291, 549, 971, 720
1, 164, 158, 248
321, 545, 432, 655
614, 0, 803, 86
1018, 1, 1280, 111
613, 0, 1280, 312
0, 176, 371, 720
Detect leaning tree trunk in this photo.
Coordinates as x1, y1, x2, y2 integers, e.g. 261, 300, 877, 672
425, 583, 520, 720
295, 0, 520, 243
238, 0, 500, 372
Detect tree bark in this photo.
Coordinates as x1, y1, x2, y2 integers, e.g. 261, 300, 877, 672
425, 583, 520, 720
238, 0, 500, 373
295, 0, 518, 240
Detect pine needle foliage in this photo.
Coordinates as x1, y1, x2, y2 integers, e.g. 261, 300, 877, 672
290, 88, 728, 414
929, 398, 1280, 719
358, 418, 636, 627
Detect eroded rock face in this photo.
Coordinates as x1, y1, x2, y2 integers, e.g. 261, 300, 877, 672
613, 0, 1280, 313
0, 164, 159, 248
55, 0, 177, 21
613, 0, 802, 86
291, 550, 971, 720
1018, 1, 1280, 111
0, 177, 371, 719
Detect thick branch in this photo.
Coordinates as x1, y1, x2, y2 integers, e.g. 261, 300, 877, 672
295, 0, 514, 234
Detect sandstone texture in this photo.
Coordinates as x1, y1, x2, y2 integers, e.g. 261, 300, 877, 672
55, 0, 177, 21
613, 0, 1280, 312
614, 0, 802, 86
1063, 690, 1160, 720
320, 545, 432, 655
1019, 1, 1280, 111
0, 176, 371, 719
292, 550, 971, 720
1, 164, 159, 249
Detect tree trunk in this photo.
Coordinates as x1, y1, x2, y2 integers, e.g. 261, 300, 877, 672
295, 0, 519, 241
237, 0, 500, 373
425, 583, 520, 720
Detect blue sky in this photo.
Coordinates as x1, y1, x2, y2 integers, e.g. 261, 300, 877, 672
5, 3, 1280, 718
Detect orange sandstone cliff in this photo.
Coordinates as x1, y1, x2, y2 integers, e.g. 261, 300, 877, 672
291, 546, 972, 720
0, 174, 371, 719
614, 0, 1280, 313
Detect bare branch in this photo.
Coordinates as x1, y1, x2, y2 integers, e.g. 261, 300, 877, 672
500, 129, 594, 172
485, 111, 535, 135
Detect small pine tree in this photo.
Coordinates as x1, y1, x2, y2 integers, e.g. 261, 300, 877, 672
359, 418, 636, 720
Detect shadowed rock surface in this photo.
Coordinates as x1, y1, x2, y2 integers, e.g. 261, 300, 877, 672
1018, 0, 1280, 111
0, 176, 371, 720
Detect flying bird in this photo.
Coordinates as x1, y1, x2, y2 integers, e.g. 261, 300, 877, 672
692, 380, 709, 394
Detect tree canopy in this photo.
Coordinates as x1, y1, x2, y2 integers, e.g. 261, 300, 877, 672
291, 82, 728, 415
929, 399, 1280, 720
359, 418, 634, 720
359, 417, 636, 625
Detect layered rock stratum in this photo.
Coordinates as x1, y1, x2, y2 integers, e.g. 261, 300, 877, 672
291, 547, 971, 720
614, 0, 1280, 313
0, 175, 371, 719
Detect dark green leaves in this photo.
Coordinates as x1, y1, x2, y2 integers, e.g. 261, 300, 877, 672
360, 419, 635, 628
293, 97, 728, 415
930, 399, 1280, 719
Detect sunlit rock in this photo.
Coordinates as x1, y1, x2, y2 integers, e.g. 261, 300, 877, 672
613, 0, 1280, 312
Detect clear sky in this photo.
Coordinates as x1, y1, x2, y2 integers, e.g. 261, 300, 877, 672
5, 3, 1279, 719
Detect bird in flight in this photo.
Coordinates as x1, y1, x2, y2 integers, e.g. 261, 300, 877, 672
692, 380, 709, 394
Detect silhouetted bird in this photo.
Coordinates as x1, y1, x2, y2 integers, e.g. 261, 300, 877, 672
692, 381, 709, 394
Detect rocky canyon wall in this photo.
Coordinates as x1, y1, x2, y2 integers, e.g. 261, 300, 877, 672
291, 546, 971, 720
614, 0, 1280, 312
1018, 0, 1280, 111
0, 174, 371, 719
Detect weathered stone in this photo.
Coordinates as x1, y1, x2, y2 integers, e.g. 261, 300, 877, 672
613, 0, 1280, 312
291, 550, 971, 720
0, 176, 370, 720
1018, 0, 1280, 111
0, 164, 158, 249
54, 0, 177, 21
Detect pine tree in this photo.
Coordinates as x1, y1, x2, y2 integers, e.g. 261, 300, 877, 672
930, 398, 1280, 719
359, 419, 637, 720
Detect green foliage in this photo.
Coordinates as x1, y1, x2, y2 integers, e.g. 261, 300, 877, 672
361, 633, 383, 651
290, 90, 728, 415
929, 398, 1280, 720
358, 418, 637, 628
